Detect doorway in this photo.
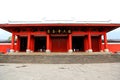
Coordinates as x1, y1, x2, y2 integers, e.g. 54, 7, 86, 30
72, 36, 84, 52
34, 37, 46, 52
20, 37, 27, 52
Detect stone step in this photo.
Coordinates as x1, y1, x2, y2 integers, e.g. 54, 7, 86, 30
0, 53, 120, 64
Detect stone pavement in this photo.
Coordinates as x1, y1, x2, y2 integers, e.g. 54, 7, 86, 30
0, 63, 120, 80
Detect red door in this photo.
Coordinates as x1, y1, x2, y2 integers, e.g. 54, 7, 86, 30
52, 37, 67, 52
92, 36, 100, 52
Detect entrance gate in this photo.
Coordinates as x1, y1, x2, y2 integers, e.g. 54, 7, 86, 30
20, 37, 27, 52
51, 37, 67, 52
72, 36, 85, 52
34, 37, 46, 52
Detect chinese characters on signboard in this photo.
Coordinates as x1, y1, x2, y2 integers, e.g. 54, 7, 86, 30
47, 29, 72, 34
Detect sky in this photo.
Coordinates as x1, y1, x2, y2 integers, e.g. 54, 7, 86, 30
0, 0, 120, 40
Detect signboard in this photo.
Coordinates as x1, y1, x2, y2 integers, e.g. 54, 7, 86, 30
47, 29, 72, 34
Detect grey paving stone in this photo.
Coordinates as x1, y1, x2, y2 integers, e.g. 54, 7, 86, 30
0, 63, 120, 80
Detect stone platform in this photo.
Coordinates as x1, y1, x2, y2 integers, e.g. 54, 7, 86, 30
0, 52, 120, 64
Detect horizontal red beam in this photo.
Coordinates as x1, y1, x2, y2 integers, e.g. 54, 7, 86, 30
14, 32, 47, 36
72, 31, 104, 35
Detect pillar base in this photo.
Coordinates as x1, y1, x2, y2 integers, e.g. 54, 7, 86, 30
26, 49, 31, 53
31, 51, 33, 53
100, 50, 104, 52
86, 49, 93, 53
104, 49, 109, 52
16, 51, 19, 53
46, 50, 51, 53
10, 49, 14, 53
68, 49, 73, 54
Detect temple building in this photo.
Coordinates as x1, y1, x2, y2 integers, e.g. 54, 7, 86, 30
0, 23, 120, 53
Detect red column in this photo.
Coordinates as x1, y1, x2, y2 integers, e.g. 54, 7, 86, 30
16, 35, 20, 52
87, 32, 92, 52
10, 33, 15, 52
103, 33, 109, 52
84, 36, 88, 51
30, 36, 34, 52
68, 34, 73, 53
99, 35, 103, 52
46, 34, 51, 53
26, 33, 31, 53
69, 34, 72, 50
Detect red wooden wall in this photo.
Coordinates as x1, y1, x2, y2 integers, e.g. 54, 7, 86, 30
0, 43, 17, 53
107, 44, 120, 53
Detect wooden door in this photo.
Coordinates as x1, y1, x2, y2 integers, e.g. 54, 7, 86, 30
52, 37, 67, 52
92, 36, 100, 52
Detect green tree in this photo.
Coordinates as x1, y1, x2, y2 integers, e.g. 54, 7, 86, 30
8, 36, 11, 41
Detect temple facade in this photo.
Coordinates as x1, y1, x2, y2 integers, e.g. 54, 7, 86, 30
0, 23, 120, 53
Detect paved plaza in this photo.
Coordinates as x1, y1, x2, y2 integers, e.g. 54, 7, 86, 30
0, 63, 120, 80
